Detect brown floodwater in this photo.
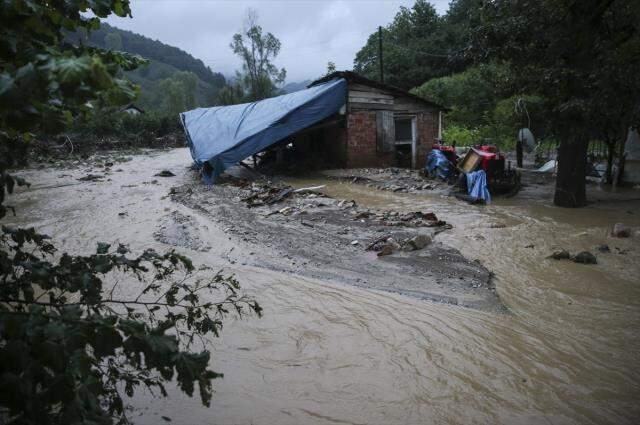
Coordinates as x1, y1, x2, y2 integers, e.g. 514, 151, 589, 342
6, 148, 640, 425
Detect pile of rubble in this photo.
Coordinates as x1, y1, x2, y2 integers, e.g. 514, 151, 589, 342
324, 168, 439, 193
238, 181, 328, 209
365, 233, 433, 256
348, 209, 451, 229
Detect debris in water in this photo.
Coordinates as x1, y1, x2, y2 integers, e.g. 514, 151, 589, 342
155, 170, 176, 177
573, 251, 597, 264
549, 249, 571, 260
77, 174, 104, 182
612, 223, 631, 238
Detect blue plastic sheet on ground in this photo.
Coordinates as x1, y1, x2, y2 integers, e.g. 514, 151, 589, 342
426, 149, 450, 180
466, 170, 491, 203
180, 78, 347, 184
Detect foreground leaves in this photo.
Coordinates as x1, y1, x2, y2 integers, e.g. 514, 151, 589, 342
0, 229, 262, 424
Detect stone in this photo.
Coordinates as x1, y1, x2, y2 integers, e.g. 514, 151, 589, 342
595, 244, 610, 253
573, 251, 597, 264
612, 223, 631, 238
549, 249, 571, 260
155, 170, 176, 177
377, 245, 394, 257
410, 234, 432, 250
402, 234, 432, 251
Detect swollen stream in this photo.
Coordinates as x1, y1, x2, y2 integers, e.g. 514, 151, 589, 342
6, 148, 640, 425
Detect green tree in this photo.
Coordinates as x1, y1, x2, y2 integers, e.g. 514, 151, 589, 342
472, 0, 640, 207
353, 0, 482, 90
157, 71, 199, 115
230, 9, 286, 102
326, 61, 337, 75
0, 1, 262, 423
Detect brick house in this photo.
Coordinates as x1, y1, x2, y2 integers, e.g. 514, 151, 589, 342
292, 71, 445, 170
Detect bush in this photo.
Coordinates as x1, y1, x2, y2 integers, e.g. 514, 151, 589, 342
0, 227, 262, 424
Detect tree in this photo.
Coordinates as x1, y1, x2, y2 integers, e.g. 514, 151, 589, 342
230, 9, 286, 102
0, 234, 261, 424
472, 0, 640, 207
353, 0, 482, 90
157, 71, 199, 115
0, 1, 262, 423
326, 61, 337, 75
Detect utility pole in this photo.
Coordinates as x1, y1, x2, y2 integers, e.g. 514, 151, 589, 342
378, 26, 384, 83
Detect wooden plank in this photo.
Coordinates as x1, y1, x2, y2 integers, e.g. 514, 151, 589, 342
348, 96, 394, 105
349, 102, 394, 111
348, 90, 393, 100
392, 97, 436, 112
349, 83, 393, 94
376, 110, 395, 153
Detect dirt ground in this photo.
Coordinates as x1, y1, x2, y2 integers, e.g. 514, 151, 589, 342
166, 171, 502, 312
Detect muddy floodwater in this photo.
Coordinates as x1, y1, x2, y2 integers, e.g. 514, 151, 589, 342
6, 148, 640, 425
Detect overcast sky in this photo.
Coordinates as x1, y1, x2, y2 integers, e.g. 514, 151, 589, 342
105, 0, 450, 83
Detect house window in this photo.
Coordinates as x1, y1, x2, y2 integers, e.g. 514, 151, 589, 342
395, 118, 413, 143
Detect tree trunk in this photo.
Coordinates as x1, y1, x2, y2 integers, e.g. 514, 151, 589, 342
605, 140, 615, 184
553, 137, 588, 207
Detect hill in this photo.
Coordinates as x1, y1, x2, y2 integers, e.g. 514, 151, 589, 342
282, 80, 311, 94
70, 23, 226, 113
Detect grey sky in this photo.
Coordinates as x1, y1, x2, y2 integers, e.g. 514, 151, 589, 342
105, 0, 450, 83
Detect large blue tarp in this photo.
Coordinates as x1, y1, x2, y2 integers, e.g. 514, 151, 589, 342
180, 78, 347, 183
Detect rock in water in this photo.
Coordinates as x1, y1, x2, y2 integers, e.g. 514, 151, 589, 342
155, 170, 176, 177
612, 223, 631, 238
377, 245, 394, 257
549, 249, 571, 260
573, 251, 597, 264
402, 234, 432, 251
410, 234, 432, 250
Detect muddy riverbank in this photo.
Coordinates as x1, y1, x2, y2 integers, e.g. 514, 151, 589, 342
5, 148, 640, 425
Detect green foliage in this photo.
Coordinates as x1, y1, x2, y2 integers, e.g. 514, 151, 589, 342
413, 62, 550, 149
442, 125, 481, 146
69, 23, 225, 114
72, 23, 225, 89
472, 0, 640, 206
412, 62, 511, 128
471, 0, 640, 136
353, 0, 482, 90
0, 0, 145, 139
218, 79, 246, 106
230, 10, 286, 102
155, 71, 199, 116
72, 111, 182, 144
0, 228, 262, 424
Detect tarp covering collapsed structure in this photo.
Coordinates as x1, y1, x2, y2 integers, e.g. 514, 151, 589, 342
180, 78, 347, 183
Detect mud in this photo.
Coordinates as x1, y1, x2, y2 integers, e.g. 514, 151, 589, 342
167, 176, 501, 311
5, 148, 640, 425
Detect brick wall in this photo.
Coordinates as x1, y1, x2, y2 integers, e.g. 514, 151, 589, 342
415, 111, 438, 168
345, 110, 439, 169
346, 111, 394, 168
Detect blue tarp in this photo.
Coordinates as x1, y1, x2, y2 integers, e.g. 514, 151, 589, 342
426, 149, 450, 180
180, 78, 347, 183
466, 170, 491, 203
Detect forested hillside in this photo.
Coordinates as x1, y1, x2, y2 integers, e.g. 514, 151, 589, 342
71, 23, 226, 114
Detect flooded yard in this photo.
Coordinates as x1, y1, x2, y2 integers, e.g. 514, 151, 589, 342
6, 148, 640, 425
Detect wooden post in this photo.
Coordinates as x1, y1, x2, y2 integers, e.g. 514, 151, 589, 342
378, 26, 384, 83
